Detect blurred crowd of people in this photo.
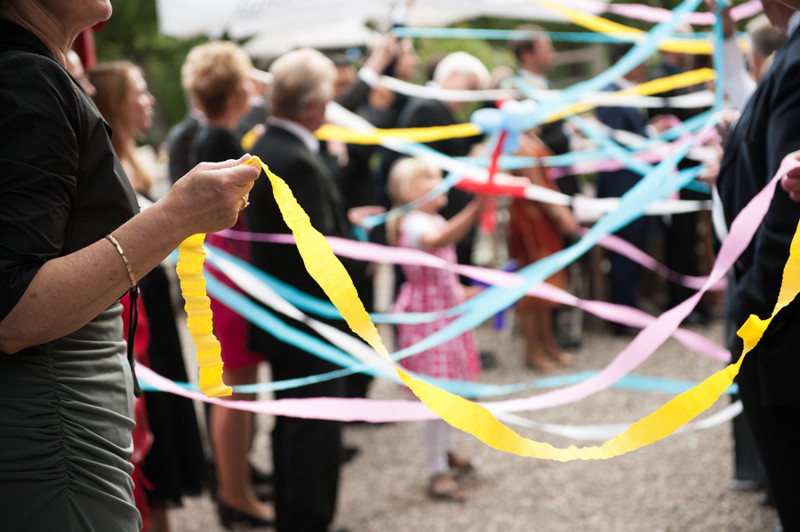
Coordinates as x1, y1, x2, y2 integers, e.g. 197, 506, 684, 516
57, 2, 800, 530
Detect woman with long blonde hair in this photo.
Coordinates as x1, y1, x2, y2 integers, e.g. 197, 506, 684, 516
90, 61, 156, 194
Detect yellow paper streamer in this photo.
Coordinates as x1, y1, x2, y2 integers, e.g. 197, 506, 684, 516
243, 155, 800, 460
177, 155, 800, 458
312, 69, 713, 146
315, 122, 482, 145
536, 0, 713, 55
545, 67, 715, 123
176, 233, 232, 398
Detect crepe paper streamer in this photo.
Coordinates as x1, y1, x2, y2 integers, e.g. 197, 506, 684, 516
400, 184, 800, 461
315, 122, 481, 145
205, 238, 730, 372
468, 109, 717, 174
176, 233, 232, 398
535, 0, 713, 55
393, 26, 717, 44
558, 0, 761, 25
585, 229, 725, 292
495, 400, 742, 442
204, 243, 533, 398
135, 365, 742, 441
357, 68, 522, 103
520, 0, 704, 134
360, 68, 715, 109
320, 70, 714, 148
139, 368, 739, 401
535, 68, 716, 124
231, 153, 776, 460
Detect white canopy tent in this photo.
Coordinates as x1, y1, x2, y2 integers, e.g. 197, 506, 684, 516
242, 18, 383, 59
155, 0, 583, 42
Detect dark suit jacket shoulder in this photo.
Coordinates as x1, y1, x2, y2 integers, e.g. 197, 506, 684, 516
247, 124, 349, 286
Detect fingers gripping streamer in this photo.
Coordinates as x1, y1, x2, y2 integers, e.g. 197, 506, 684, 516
177, 233, 232, 397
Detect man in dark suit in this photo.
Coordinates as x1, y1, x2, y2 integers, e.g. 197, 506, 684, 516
715, 1, 800, 529
247, 48, 352, 532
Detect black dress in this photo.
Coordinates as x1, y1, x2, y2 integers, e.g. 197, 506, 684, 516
137, 263, 206, 507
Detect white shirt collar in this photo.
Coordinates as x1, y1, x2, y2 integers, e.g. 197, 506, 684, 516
267, 116, 320, 154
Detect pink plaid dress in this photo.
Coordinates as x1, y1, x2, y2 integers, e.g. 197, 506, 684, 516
392, 211, 481, 382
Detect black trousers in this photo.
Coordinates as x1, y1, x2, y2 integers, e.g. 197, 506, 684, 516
271, 349, 344, 532
738, 353, 800, 531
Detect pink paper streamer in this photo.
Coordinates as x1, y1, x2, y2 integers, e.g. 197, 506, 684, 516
220, 229, 728, 360
163, 163, 791, 422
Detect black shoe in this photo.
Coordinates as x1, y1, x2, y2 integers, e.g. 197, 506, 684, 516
341, 445, 360, 464
217, 501, 275, 530
479, 350, 498, 369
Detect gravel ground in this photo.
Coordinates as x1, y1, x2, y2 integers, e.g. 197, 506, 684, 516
166, 314, 780, 532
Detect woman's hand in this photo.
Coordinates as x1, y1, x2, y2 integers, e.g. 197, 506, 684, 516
159, 154, 261, 239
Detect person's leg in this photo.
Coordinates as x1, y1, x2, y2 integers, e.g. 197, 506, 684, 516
211, 366, 273, 520
272, 352, 344, 532
737, 355, 800, 530
517, 305, 557, 372
539, 308, 574, 366
424, 420, 464, 500
423, 419, 450, 477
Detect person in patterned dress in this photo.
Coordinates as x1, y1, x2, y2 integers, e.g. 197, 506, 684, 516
387, 157, 486, 501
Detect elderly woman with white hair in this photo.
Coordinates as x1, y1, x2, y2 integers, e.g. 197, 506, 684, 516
385, 51, 491, 291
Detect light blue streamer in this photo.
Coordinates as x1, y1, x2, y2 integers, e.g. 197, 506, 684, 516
362, 169, 463, 230
384, 112, 716, 368
205, 245, 477, 324
204, 268, 528, 397
518, 0, 705, 131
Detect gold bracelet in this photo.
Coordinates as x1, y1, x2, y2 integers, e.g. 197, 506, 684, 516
106, 234, 137, 290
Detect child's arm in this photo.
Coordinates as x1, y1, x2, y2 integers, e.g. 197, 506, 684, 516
420, 196, 487, 249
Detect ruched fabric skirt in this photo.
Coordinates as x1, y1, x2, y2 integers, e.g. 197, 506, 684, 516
0, 303, 141, 531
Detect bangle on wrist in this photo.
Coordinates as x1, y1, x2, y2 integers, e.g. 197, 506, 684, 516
106, 234, 137, 291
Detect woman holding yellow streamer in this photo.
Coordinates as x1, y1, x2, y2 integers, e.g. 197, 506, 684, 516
0, 1, 259, 530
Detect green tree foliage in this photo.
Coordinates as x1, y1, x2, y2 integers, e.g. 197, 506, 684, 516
94, 0, 206, 146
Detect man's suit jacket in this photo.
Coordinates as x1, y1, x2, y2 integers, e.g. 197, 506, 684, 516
247, 123, 352, 358
595, 81, 649, 198
717, 26, 800, 405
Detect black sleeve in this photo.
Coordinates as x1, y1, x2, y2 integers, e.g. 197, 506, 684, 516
0, 53, 80, 320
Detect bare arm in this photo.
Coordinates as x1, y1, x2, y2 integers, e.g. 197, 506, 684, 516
0, 157, 259, 354
420, 197, 486, 249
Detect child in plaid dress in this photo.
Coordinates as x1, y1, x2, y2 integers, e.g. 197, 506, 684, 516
387, 157, 486, 501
